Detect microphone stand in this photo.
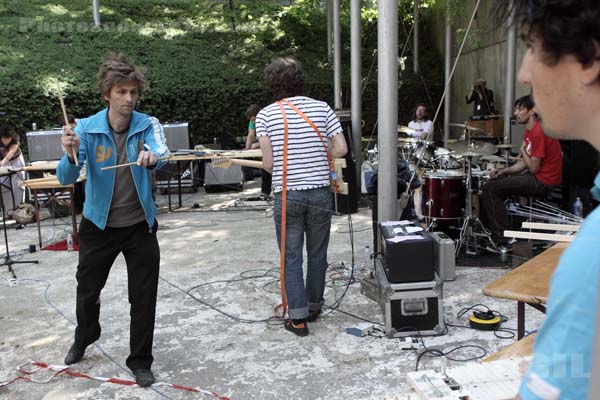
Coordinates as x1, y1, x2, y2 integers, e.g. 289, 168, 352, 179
0, 170, 38, 279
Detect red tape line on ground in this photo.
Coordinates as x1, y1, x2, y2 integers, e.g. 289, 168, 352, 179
0, 361, 230, 399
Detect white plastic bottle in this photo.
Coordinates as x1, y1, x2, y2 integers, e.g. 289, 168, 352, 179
66, 229, 74, 251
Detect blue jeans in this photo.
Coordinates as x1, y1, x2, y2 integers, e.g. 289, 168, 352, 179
274, 187, 333, 320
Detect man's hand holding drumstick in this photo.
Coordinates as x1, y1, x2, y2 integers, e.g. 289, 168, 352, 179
61, 125, 80, 165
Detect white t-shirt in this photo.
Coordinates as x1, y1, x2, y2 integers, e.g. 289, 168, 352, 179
407, 119, 434, 139
256, 96, 343, 193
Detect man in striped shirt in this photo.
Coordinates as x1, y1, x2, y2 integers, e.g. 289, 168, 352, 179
256, 57, 347, 336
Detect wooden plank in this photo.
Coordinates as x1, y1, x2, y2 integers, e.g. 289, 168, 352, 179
503, 230, 575, 242
483, 242, 568, 304
521, 222, 580, 232
484, 333, 537, 362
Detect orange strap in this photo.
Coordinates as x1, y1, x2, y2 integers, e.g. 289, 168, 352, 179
280, 99, 340, 193
274, 101, 289, 317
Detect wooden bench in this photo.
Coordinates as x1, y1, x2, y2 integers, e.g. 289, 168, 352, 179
483, 242, 567, 339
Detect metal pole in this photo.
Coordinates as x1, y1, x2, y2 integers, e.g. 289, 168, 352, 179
443, 0, 451, 145
503, 2, 517, 144
327, 0, 333, 63
333, 0, 342, 109
92, 0, 101, 28
413, 0, 419, 75
377, 0, 398, 223
351, 0, 362, 184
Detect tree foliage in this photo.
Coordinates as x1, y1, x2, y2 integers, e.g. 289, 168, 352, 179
0, 0, 443, 153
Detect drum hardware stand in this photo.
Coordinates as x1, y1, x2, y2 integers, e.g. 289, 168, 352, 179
455, 154, 498, 256
0, 171, 38, 280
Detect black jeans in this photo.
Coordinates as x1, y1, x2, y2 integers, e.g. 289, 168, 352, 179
73, 217, 160, 371
480, 172, 551, 242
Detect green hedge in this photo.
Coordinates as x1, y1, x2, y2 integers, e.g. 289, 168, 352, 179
0, 0, 443, 155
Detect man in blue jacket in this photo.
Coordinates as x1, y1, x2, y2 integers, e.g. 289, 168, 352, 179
57, 52, 169, 387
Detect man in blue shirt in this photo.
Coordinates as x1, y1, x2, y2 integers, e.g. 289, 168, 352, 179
495, 1, 600, 398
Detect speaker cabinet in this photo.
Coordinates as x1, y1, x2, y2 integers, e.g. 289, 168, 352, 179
163, 122, 191, 151
203, 162, 243, 192
26, 130, 64, 161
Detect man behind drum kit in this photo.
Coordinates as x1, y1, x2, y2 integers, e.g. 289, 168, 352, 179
407, 103, 434, 140
480, 94, 563, 251
405, 103, 434, 221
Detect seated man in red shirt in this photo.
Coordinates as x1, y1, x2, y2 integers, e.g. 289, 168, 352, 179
481, 94, 563, 250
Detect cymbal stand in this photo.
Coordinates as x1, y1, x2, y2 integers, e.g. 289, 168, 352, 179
455, 155, 497, 256
0, 171, 38, 280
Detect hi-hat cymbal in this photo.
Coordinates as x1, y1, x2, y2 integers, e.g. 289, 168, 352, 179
496, 143, 519, 149
448, 122, 484, 132
398, 137, 432, 145
398, 125, 419, 135
447, 140, 496, 156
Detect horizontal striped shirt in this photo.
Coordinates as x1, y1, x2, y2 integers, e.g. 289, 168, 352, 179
256, 96, 343, 192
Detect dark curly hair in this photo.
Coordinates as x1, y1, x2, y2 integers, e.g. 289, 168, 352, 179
514, 94, 534, 111
264, 57, 304, 100
494, 0, 600, 81
244, 104, 261, 119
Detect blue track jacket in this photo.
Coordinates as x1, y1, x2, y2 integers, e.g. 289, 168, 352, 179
56, 108, 170, 230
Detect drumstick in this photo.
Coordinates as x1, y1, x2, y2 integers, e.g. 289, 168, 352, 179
100, 156, 171, 171
55, 78, 78, 166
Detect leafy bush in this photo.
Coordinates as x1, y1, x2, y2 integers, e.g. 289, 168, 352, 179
0, 0, 443, 154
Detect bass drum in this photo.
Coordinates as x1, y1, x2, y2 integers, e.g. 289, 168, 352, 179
422, 170, 466, 220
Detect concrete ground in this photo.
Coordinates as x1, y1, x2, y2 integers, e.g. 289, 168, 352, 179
0, 180, 545, 400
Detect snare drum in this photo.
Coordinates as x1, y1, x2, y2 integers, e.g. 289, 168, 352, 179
434, 147, 462, 170
422, 170, 466, 220
413, 142, 436, 166
470, 170, 490, 193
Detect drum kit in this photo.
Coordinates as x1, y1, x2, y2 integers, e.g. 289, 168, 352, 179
395, 123, 516, 254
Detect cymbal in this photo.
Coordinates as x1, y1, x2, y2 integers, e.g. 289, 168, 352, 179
398, 137, 433, 145
447, 140, 496, 156
448, 122, 484, 132
398, 125, 419, 135
496, 143, 519, 149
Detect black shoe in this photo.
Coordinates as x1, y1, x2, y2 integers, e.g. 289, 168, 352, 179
64, 342, 86, 365
307, 309, 321, 323
133, 369, 155, 387
284, 319, 309, 337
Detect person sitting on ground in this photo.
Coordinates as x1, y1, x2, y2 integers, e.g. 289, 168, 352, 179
480, 94, 562, 250
0, 125, 25, 219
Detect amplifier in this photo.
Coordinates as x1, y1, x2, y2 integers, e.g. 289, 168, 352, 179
430, 231, 456, 281
155, 159, 198, 192
26, 130, 64, 161
376, 258, 445, 337
379, 222, 434, 283
163, 122, 191, 151
204, 162, 243, 193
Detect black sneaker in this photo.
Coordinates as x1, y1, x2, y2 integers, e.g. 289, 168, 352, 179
284, 319, 309, 337
64, 342, 86, 365
133, 369, 155, 387
307, 309, 321, 322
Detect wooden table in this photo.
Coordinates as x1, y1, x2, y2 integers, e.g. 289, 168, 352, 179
22, 178, 84, 249
484, 333, 537, 362
483, 242, 568, 339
